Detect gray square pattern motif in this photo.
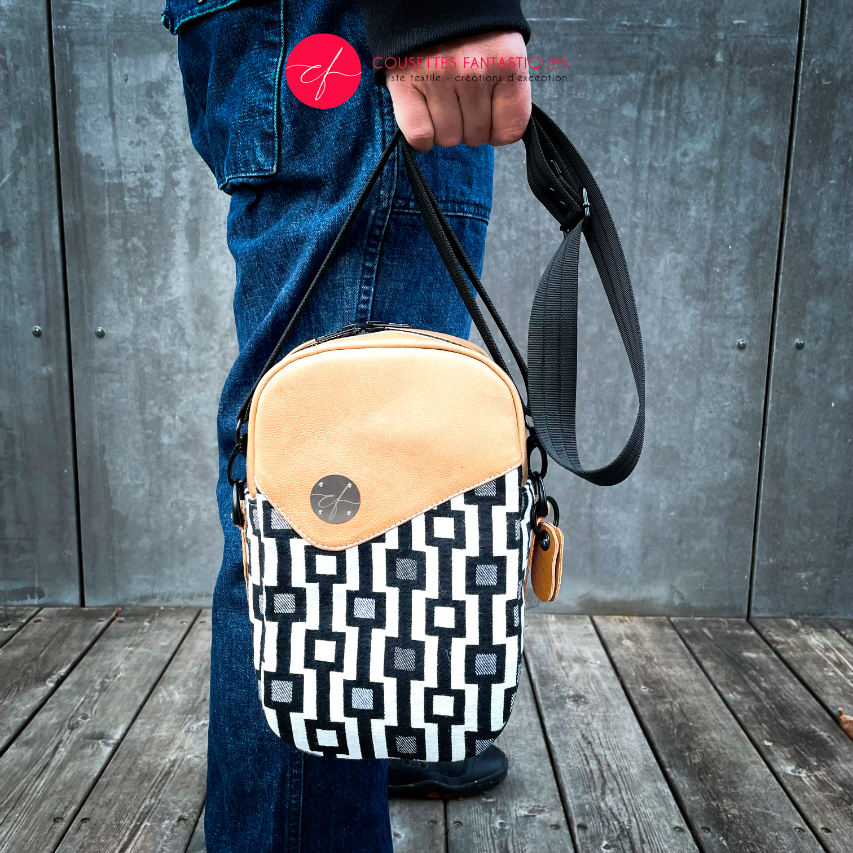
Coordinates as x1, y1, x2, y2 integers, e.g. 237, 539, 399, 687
352, 687, 374, 710
475, 653, 498, 676
475, 563, 498, 586
395, 557, 418, 580
395, 735, 417, 755
474, 480, 497, 497
393, 647, 416, 671
273, 593, 296, 614
271, 679, 293, 703
353, 596, 375, 618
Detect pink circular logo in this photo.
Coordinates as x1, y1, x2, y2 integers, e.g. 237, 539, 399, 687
285, 34, 362, 109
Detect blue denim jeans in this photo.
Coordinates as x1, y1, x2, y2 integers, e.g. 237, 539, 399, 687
166, 0, 494, 850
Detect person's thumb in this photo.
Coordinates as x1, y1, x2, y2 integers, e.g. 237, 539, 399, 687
387, 83, 435, 152
489, 79, 531, 146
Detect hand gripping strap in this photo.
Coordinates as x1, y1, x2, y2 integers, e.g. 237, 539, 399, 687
232, 104, 645, 488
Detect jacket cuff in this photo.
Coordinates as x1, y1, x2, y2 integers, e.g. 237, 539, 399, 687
357, 0, 531, 86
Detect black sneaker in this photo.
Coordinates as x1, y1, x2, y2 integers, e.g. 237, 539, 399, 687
387, 745, 508, 799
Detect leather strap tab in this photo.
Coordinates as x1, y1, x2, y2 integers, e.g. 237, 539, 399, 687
530, 520, 564, 603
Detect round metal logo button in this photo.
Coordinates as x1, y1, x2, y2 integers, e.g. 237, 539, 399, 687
310, 474, 360, 523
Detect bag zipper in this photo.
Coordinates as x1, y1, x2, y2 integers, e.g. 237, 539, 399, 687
310, 320, 491, 353
313, 320, 413, 344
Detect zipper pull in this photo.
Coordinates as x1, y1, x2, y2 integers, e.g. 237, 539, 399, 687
314, 322, 362, 343
313, 320, 413, 344
375, 321, 413, 330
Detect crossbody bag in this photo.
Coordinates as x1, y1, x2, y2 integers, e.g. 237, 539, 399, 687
227, 104, 645, 761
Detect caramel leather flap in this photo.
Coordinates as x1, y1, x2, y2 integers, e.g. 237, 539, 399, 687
246, 329, 527, 550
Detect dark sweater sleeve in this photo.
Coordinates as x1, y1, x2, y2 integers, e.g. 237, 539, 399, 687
357, 0, 531, 86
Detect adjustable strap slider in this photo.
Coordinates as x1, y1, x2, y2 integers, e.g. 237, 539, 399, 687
559, 186, 590, 234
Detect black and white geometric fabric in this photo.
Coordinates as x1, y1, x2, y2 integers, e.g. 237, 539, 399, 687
244, 464, 535, 762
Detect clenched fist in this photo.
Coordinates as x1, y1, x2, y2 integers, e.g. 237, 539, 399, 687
385, 31, 532, 151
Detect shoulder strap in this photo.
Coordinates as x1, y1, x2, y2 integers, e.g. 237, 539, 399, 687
232, 104, 645, 488
399, 106, 645, 485
521, 104, 645, 485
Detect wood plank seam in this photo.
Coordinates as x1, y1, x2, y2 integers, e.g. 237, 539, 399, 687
185, 803, 206, 853
183, 798, 207, 853
53, 610, 210, 852
670, 617, 837, 851
443, 801, 449, 853
0, 607, 42, 650
589, 616, 705, 852
525, 614, 697, 850
47, 607, 202, 852
596, 616, 825, 851
747, 618, 848, 727
389, 797, 446, 852
829, 620, 853, 646
184, 800, 206, 853
445, 660, 572, 851
521, 649, 580, 852
0, 606, 120, 761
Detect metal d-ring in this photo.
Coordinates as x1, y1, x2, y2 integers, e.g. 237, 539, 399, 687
533, 490, 561, 551
529, 472, 548, 521
231, 480, 245, 527
228, 440, 246, 527
526, 432, 548, 479
545, 494, 560, 527
227, 442, 242, 487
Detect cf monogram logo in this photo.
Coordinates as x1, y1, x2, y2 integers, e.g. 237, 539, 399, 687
310, 475, 361, 523
285, 34, 362, 109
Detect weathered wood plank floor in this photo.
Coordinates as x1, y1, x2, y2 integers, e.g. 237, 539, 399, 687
0, 608, 850, 852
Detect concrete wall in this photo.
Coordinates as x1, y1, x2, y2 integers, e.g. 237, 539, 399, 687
1, 0, 850, 614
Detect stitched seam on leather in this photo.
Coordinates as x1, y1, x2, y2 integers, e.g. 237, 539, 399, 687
255, 460, 523, 551
254, 334, 520, 404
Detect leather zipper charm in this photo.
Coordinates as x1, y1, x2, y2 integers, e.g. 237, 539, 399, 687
530, 520, 564, 603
